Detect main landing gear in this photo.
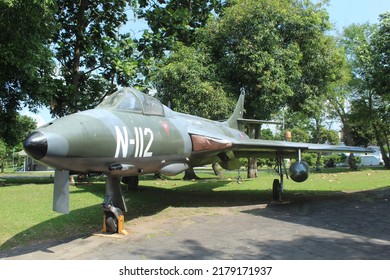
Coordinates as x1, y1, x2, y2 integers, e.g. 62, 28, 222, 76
102, 176, 128, 234
272, 152, 289, 202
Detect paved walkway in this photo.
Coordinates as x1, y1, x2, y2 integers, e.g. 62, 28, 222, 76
1, 188, 390, 260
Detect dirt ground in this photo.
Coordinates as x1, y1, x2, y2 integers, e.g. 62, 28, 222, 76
1, 187, 390, 260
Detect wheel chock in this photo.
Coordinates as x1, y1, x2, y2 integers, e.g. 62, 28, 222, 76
102, 215, 107, 233
117, 215, 128, 235
102, 214, 128, 235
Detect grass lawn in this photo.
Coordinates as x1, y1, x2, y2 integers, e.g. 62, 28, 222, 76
0, 167, 389, 252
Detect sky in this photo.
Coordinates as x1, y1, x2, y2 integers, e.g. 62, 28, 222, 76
22, 0, 390, 126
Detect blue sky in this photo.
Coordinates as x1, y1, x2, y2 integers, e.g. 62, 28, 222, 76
327, 0, 390, 29
25, 0, 390, 126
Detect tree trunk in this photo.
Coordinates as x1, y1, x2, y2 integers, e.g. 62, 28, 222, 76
69, 175, 75, 185
247, 158, 258, 178
247, 124, 260, 178
374, 125, 390, 169
212, 163, 223, 178
315, 153, 322, 171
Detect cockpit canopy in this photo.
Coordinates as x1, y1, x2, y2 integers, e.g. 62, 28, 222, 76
97, 87, 164, 116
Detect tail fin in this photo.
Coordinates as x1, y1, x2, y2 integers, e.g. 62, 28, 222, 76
224, 93, 245, 129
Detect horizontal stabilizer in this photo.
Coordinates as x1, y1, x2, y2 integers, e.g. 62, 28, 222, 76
237, 118, 282, 126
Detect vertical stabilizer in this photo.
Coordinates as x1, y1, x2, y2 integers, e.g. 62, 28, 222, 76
224, 93, 245, 129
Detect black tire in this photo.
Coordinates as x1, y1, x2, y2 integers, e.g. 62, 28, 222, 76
105, 212, 118, 233
122, 176, 139, 191
272, 179, 280, 201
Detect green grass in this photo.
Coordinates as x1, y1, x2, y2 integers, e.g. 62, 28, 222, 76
0, 167, 389, 252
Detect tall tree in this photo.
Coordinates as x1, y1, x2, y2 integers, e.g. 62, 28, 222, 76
341, 18, 390, 169
200, 0, 341, 120
197, 0, 346, 176
153, 44, 232, 119
0, 0, 54, 146
136, 0, 226, 83
50, 0, 138, 116
139, 0, 229, 179
371, 12, 390, 167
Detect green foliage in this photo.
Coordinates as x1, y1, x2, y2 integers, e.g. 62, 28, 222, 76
301, 153, 317, 167
341, 17, 390, 168
311, 127, 339, 145
257, 157, 276, 168
371, 12, 390, 99
137, 0, 225, 55
260, 129, 274, 140
199, 0, 342, 121
0, 140, 6, 172
136, 0, 226, 84
0, 115, 35, 171
50, 0, 138, 116
0, 0, 55, 145
154, 44, 233, 119
322, 154, 345, 165
287, 128, 311, 143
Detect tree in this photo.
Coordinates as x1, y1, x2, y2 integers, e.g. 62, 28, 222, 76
50, 0, 138, 116
340, 18, 390, 169
200, 0, 340, 118
0, 0, 55, 146
370, 12, 390, 168
137, 0, 225, 57
136, 0, 227, 85
154, 44, 232, 119
197, 0, 346, 176
138, 1, 230, 180
0, 115, 36, 172
371, 12, 390, 100
0, 140, 6, 173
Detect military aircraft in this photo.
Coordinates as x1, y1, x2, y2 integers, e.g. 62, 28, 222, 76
23, 87, 373, 233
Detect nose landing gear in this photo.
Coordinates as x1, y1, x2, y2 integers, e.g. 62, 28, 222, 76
102, 176, 128, 235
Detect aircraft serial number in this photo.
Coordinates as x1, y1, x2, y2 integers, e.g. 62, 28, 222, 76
115, 126, 154, 158
212, 266, 272, 276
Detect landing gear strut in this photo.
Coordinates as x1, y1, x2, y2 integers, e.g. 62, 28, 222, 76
102, 176, 128, 234
273, 153, 289, 202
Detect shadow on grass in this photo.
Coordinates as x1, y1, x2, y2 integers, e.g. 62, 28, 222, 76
1, 172, 389, 258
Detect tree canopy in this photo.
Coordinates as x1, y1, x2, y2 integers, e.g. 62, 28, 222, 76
0, 0, 54, 146
1, 0, 388, 170
339, 14, 390, 168
50, 0, 138, 116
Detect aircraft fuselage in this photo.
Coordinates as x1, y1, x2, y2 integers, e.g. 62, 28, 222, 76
24, 92, 247, 177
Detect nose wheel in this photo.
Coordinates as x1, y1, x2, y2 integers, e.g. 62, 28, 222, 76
102, 176, 128, 234
103, 206, 126, 234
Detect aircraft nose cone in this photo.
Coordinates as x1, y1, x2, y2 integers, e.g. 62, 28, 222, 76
23, 131, 48, 160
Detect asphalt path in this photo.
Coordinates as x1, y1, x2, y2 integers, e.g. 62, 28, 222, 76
1, 187, 390, 260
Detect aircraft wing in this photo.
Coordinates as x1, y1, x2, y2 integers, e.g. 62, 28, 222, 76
189, 128, 373, 162
188, 126, 373, 155
230, 139, 374, 154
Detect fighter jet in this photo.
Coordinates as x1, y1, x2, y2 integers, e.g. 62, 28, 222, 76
23, 87, 373, 233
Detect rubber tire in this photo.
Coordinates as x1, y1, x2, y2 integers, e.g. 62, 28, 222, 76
105, 212, 118, 233
122, 176, 139, 191
272, 179, 280, 201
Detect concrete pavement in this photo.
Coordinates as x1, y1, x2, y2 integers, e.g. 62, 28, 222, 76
1, 187, 390, 260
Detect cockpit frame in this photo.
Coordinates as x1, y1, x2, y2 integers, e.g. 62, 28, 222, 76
98, 87, 165, 116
